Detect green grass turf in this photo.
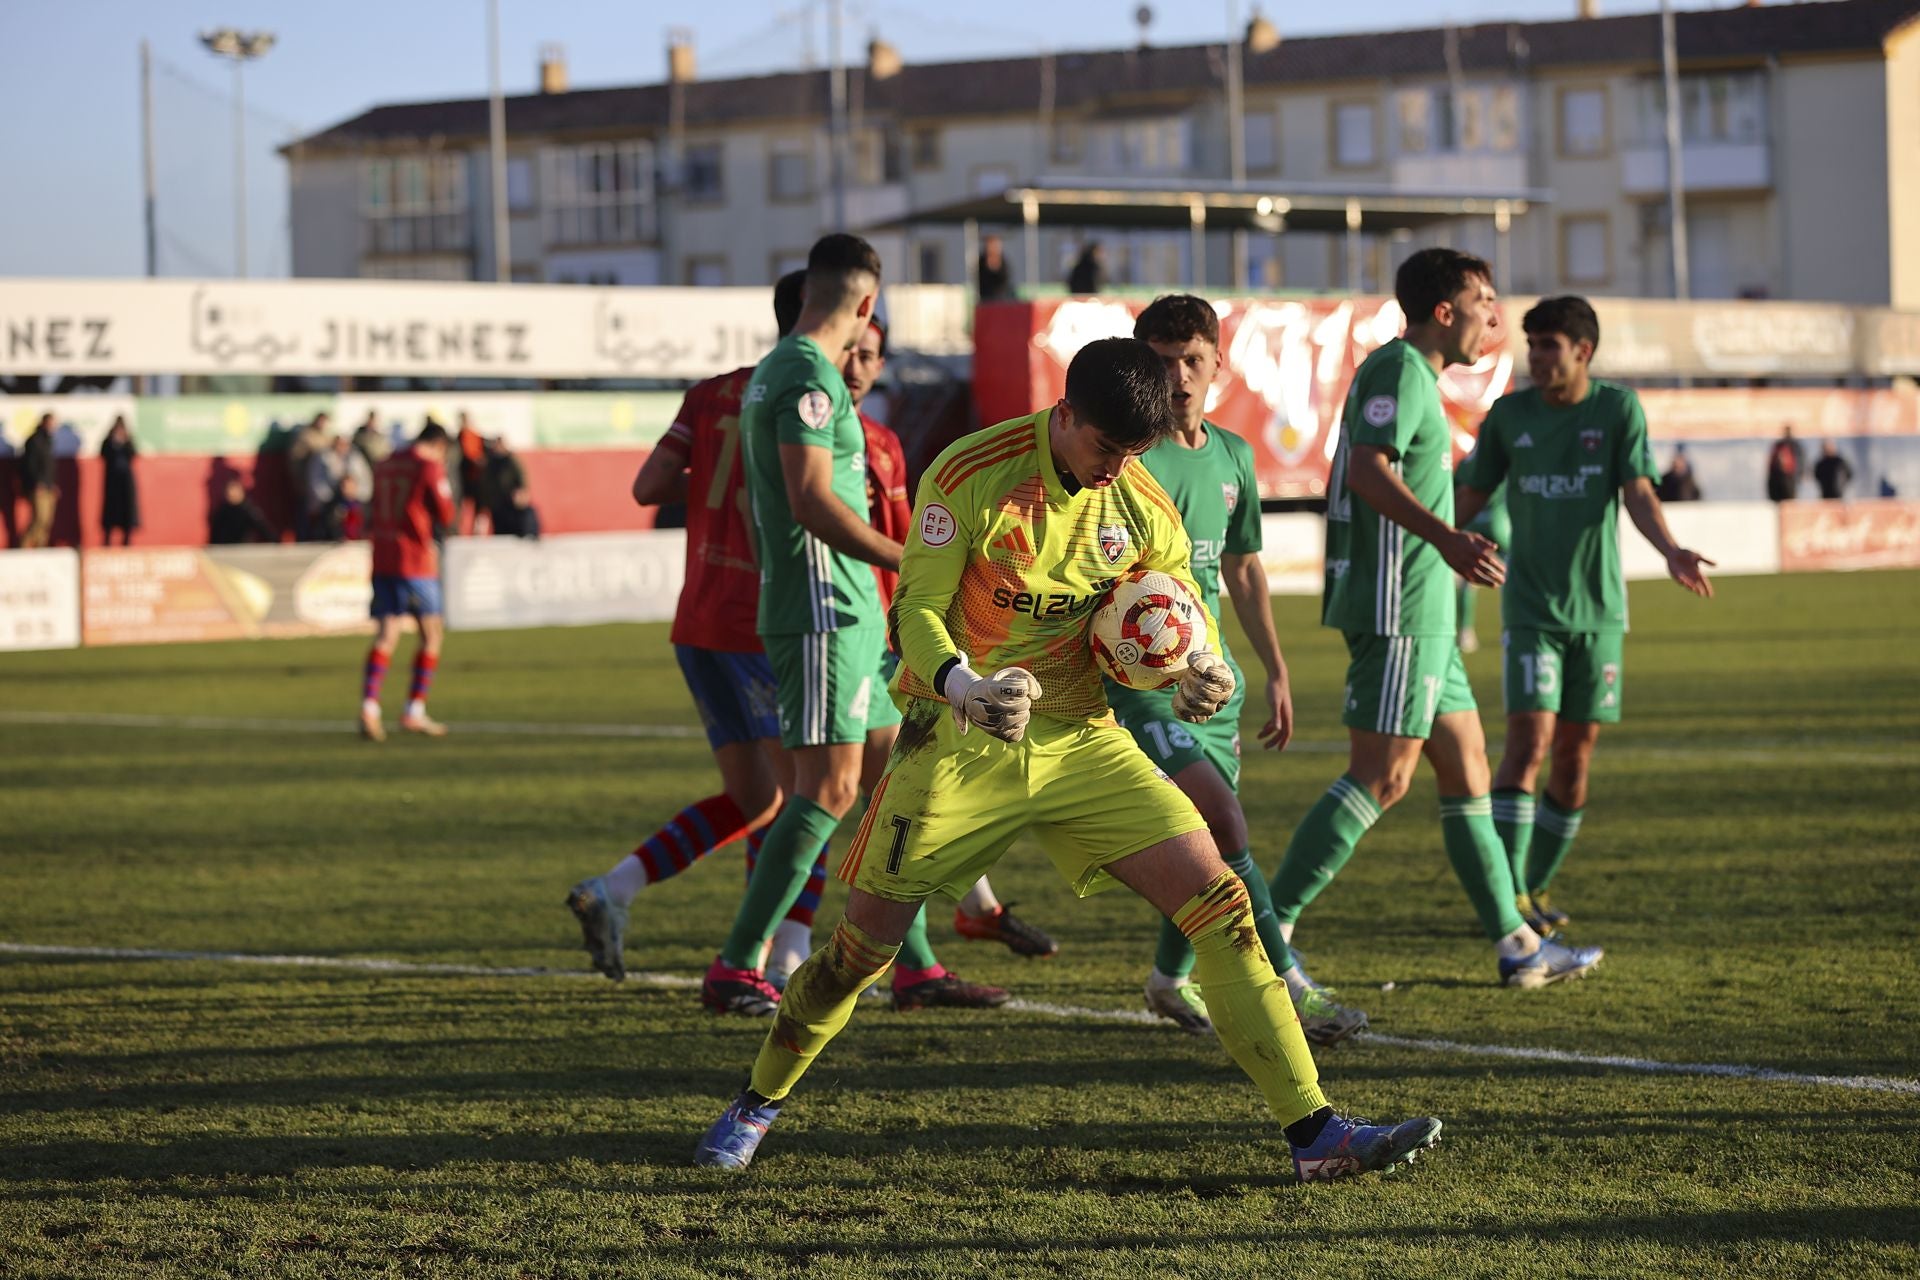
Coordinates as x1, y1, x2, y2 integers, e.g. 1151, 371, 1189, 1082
2, 570, 1917, 1278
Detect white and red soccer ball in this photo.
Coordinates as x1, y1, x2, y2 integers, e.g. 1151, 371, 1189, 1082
1088, 570, 1208, 691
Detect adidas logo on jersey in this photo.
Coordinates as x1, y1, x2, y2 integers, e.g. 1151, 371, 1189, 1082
1516, 432, 1534, 448
990, 526, 1034, 558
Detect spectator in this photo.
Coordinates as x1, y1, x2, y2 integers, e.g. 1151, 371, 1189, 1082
321, 471, 367, 541
977, 233, 1015, 302
18, 413, 57, 548
1658, 444, 1703, 503
1066, 241, 1106, 294
307, 434, 371, 541
287, 412, 330, 540
1766, 425, 1803, 502
352, 410, 392, 469
456, 412, 488, 534
100, 415, 140, 546
1813, 439, 1853, 501
209, 477, 275, 545
484, 436, 540, 539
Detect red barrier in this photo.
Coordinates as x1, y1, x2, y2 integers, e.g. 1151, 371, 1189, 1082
1778, 500, 1920, 572
973, 296, 1513, 498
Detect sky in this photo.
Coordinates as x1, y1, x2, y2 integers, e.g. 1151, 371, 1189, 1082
0, 0, 1742, 279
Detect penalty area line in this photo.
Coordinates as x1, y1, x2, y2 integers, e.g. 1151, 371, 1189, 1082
4, 942, 1915, 1097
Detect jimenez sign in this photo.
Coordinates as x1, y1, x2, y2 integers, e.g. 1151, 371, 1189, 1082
0, 279, 782, 380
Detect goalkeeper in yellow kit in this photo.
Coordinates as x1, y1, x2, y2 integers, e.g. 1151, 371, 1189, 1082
694, 338, 1442, 1181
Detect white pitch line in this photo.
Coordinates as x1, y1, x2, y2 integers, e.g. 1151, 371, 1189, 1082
0, 710, 702, 740
4, 942, 1916, 1097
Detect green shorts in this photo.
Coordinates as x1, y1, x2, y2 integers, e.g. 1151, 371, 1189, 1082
1502, 628, 1624, 723
838, 700, 1208, 903
764, 625, 887, 749
866, 650, 904, 733
1342, 632, 1477, 739
1107, 657, 1245, 790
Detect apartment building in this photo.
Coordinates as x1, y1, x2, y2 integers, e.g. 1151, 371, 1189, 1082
283, 0, 1920, 307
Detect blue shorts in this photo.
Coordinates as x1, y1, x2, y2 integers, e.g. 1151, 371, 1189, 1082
676, 645, 781, 750
370, 575, 442, 619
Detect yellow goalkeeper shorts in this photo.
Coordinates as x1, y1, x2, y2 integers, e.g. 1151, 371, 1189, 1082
837, 696, 1209, 902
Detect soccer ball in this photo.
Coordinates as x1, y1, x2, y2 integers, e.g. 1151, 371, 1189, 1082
1088, 570, 1208, 691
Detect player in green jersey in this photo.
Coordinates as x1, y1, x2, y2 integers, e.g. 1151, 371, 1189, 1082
1267, 248, 1603, 996
1456, 296, 1714, 932
1116, 295, 1364, 1045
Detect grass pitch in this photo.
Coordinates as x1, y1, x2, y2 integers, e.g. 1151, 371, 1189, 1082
2, 570, 1918, 1278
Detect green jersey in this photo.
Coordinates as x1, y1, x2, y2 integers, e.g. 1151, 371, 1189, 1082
741, 333, 880, 635
1137, 423, 1263, 637
1457, 379, 1660, 634
1323, 339, 1457, 637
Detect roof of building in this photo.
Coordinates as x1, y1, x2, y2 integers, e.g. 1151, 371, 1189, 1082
288, 0, 1920, 154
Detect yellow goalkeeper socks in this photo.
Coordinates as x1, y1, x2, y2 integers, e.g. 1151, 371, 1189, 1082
748, 918, 899, 1103
1176, 871, 1329, 1128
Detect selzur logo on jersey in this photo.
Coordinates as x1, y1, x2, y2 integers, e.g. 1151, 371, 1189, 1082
1097, 523, 1130, 564
797, 389, 834, 430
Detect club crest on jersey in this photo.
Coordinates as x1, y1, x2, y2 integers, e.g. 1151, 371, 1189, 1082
1362, 395, 1397, 427
1603, 662, 1619, 687
1097, 523, 1131, 565
1222, 482, 1240, 515
797, 389, 834, 430
1581, 427, 1604, 452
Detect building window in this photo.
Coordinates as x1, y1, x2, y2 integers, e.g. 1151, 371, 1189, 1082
1489, 86, 1521, 152
911, 128, 941, 170
853, 130, 903, 185
1050, 120, 1083, 164
1559, 87, 1609, 157
917, 241, 943, 284
770, 250, 808, 281
1397, 86, 1520, 156
1242, 108, 1278, 172
684, 142, 725, 203
768, 144, 812, 202
361, 154, 469, 255
1333, 102, 1377, 168
506, 157, 534, 211
1397, 91, 1431, 155
686, 256, 729, 287
1561, 214, 1610, 285
1635, 72, 1768, 146
542, 141, 656, 246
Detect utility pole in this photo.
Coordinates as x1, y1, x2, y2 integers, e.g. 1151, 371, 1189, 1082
827, 0, 848, 229
488, 0, 510, 282
141, 40, 157, 279
1226, 0, 1246, 288
1661, 0, 1690, 299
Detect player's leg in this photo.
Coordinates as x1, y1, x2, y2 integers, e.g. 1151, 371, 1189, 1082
399, 584, 448, 735
359, 582, 407, 741
1491, 710, 1553, 922
1525, 632, 1621, 925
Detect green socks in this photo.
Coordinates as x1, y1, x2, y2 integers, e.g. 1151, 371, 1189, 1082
1491, 787, 1536, 900
1439, 794, 1527, 942
1154, 848, 1286, 981
1527, 794, 1585, 893
896, 903, 939, 972
720, 795, 843, 970
1267, 776, 1382, 971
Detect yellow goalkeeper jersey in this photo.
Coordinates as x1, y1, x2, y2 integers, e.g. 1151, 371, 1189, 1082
891, 409, 1211, 724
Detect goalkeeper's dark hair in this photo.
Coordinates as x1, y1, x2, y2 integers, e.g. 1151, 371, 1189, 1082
1523, 295, 1601, 355
804, 232, 883, 315
773, 270, 807, 336
1395, 247, 1492, 327
415, 421, 449, 447
1064, 337, 1178, 449
1134, 293, 1219, 349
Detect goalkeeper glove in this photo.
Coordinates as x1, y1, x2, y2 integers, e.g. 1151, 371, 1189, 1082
942, 658, 1043, 742
1172, 650, 1235, 723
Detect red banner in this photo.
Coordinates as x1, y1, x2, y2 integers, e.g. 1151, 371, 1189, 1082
1778, 500, 1920, 573
972, 297, 1514, 499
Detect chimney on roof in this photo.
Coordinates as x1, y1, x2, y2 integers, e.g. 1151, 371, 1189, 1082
539, 43, 568, 94
668, 30, 696, 84
1247, 11, 1281, 54
1577, 0, 1600, 17
868, 36, 902, 80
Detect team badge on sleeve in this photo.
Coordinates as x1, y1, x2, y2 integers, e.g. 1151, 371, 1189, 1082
1097, 523, 1131, 565
1363, 395, 1397, 427
797, 389, 834, 430
920, 503, 956, 547
1222, 482, 1240, 515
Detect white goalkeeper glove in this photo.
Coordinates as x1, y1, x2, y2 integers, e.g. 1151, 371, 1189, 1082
942, 658, 1043, 742
1172, 650, 1235, 724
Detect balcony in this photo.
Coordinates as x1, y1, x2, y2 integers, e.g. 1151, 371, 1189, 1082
1621, 142, 1770, 196
1390, 152, 1529, 195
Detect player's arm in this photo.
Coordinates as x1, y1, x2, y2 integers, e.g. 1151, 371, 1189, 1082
780, 443, 902, 570
1623, 477, 1713, 598
1454, 400, 1508, 529
1345, 448, 1501, 586
631, 435, 689, 506
423, 458, 456, 531
1220, 552, 1293, 750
